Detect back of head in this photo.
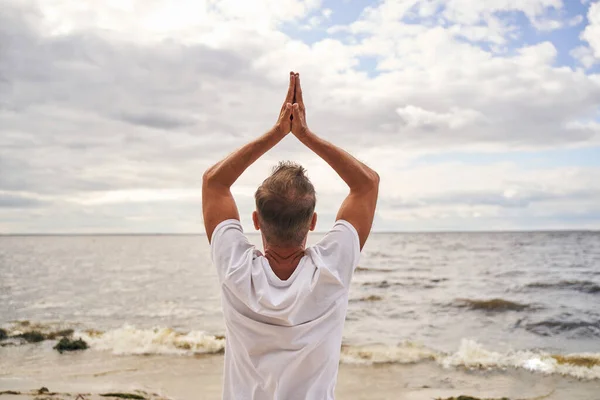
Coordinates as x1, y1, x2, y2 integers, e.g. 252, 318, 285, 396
255, 161, 316, 247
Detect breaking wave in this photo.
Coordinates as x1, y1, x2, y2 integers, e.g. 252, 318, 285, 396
77, 325, 225, 356
0, 322, 225, 355
341, 339, 600, 380
3, 322, 600, 380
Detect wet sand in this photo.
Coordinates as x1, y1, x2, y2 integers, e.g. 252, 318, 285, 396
1, 348, 598, 400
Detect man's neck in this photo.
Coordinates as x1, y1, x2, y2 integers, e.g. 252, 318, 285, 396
263, 244, 306, 281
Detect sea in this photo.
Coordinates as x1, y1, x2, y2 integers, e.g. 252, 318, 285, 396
1, 231, 600, 383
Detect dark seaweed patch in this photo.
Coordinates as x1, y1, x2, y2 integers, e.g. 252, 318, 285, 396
54, 337, 89, 353
17, 330, 45, 343
437, 397, 509, 400
552, 355, 600, 368
100, 393, 146, 399
437, 397, 510, 400
351, 295, 384, 302
362, 280, 400, 289
46, 329, 74, 340
455, 298, 532, 312
5, 325, 79, 346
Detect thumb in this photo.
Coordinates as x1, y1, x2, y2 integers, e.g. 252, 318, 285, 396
283, 103, 292, 119
292, 103, 300, 117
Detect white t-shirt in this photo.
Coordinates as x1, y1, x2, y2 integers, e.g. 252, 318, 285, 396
210, 219, 361, 400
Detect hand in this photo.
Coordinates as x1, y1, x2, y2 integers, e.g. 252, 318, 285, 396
291, 73, 309, 137
273, 72, 296, 136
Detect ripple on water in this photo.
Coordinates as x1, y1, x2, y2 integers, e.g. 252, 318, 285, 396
355, 266, 394, 273
525, 280, 600, 294
350, 295, 384, 303
522, 316, 600, 338
361, 279, 442, 290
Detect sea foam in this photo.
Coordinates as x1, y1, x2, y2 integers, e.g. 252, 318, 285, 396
76, 325, 225, 356
341, 339, 600, 380
79, 326, 600, 380
5, 322, 600, 380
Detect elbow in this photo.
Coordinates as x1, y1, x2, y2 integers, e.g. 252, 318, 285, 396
202, 167, 230, 190
202, 168, 216, 186
370, 170, 380, 187
352, 170, 379, 193
365, 169, 380, 190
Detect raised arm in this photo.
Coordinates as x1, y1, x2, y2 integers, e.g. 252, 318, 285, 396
290, 73, 379, 250
202, 73, 296, 242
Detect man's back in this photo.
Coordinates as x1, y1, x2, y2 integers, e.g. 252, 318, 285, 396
211, 219, 361, 400
202, 71, 379, 399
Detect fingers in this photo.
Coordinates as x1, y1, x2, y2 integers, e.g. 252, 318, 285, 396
291, 103, 307, 136
286, 72, 296, 104
294, 73, 303, 104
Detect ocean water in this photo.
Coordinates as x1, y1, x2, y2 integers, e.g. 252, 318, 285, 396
1, 231, 600, 380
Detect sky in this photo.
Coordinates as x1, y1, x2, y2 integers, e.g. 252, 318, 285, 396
1, 0, 600, 234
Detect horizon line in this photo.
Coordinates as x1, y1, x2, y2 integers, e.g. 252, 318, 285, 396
1, 229, 599, 237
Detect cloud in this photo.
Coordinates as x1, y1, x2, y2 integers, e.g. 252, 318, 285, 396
116, 111, 198, 130
386, 186, 598, 210
396, 106, 485, 130
571, 45, 597, 69
0, 193, 50, 208
374, 161, 600, 231
581, 1, 600, 59
0, 0, 599, 233
529, 12, 583, 32
531, 18, 563, 31
301, 7, 333, 30
568, 14, 585, 27
570, 4, 599, 68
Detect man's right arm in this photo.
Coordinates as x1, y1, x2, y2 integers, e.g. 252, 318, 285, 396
290, 73, 379, 250
295, 129, 379, 250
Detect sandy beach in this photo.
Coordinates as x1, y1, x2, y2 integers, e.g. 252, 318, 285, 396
1, 346, 599, 400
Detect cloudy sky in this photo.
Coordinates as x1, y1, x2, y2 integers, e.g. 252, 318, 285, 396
1, 0, 600, 234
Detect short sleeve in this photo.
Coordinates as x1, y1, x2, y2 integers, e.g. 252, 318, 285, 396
210, 219, 254, 283
309, 220, 361, 288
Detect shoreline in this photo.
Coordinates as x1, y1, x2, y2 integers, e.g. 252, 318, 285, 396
2, 322, 600, 381
1, 350, 599, 400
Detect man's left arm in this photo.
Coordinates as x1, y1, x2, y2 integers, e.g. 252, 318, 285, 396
202, 127, 286, 242
202, 73, 297, 242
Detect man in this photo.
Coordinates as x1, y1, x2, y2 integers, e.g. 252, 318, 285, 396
202, 71, 379, 399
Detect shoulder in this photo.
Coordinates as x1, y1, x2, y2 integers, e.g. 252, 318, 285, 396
210, 219, 245, 244
331, 220, 359, 239
311, 220, 360, 254
307, 220, 361, 286
210, 219, 255, 281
